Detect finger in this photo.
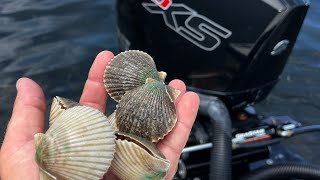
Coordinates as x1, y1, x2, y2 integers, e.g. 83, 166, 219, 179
157, 92, 199, 179
158, 92, 199, 153
80, 51, 114, 113
168, 79, 187, 103
3, 78, 46, 146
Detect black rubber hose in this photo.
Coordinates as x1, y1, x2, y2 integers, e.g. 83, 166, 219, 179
292, 125, 320, 135
240, 163, 320, 180
199, 94, 232, 180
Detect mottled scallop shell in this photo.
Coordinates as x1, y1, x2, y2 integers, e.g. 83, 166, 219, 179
49, 96, 79, 126
104, 50, 167, 102
115, 79, 180, 142
34, 106, 116, 180
110, 132, 170, 180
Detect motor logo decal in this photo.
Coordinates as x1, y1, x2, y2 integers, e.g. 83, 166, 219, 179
143, 2, 232, 51
151, 0, 172, 10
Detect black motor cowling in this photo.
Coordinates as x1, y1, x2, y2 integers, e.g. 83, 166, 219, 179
116, 0, 309, 109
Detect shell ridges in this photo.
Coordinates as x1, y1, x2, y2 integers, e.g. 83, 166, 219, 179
49, 96, 79, 126
35, 106, 116, 180
104, 50, 160, 102
107, 111, 118, 131
115, 80, 178, 142
110, 133, 170, 180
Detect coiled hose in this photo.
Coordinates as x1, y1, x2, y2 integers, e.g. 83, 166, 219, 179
199, 94, 232, 180
240, 163, 320, 180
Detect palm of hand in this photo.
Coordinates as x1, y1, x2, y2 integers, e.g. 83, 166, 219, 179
0, 51, 199, 180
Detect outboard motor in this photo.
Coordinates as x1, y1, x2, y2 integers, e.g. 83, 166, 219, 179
116, 0, 313, 179
116, 0, 309, 109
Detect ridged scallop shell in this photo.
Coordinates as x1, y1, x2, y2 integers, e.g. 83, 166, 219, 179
104, 50, 164, 102
49, 96, 79, 126
34, 106, 116, 180
110, 132, 170, 180
115, 79, 180, 142
39, 170, 54, 180
107, 111, 117, 131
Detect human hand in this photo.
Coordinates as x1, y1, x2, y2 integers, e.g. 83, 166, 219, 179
0, 51, 200, 180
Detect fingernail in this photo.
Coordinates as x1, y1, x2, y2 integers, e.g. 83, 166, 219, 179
16, 78, 21, 90
16, 78, 25, 91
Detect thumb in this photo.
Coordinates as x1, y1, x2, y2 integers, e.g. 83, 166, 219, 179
2, 77, 46, 151
0, 78, 45, 180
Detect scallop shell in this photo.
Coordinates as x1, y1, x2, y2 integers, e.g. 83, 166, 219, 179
49, 96, 79, 126
110, 132, 170, 180
34, 106, 116, 180
104, 50, 164, 102
115, 79, 180, 142
39, 170, 55, 180
107, 111, 117, 131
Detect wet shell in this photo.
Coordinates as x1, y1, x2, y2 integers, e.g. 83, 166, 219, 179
39, 170, 55, 180
107, 111, 117, 131
110, 132, 170, 180
115, 79, 180, 142
49, 96, 79, 126
104, 50, 162, 102
34, 106, 116, 180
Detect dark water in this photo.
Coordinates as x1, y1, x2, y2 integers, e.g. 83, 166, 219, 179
0, 0, 319, 167
0, 0, 118, 135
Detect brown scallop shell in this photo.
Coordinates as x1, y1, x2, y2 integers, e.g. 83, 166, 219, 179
115, 79, 180, 142
103, 50, 162, 102
109, 132, 170, 180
